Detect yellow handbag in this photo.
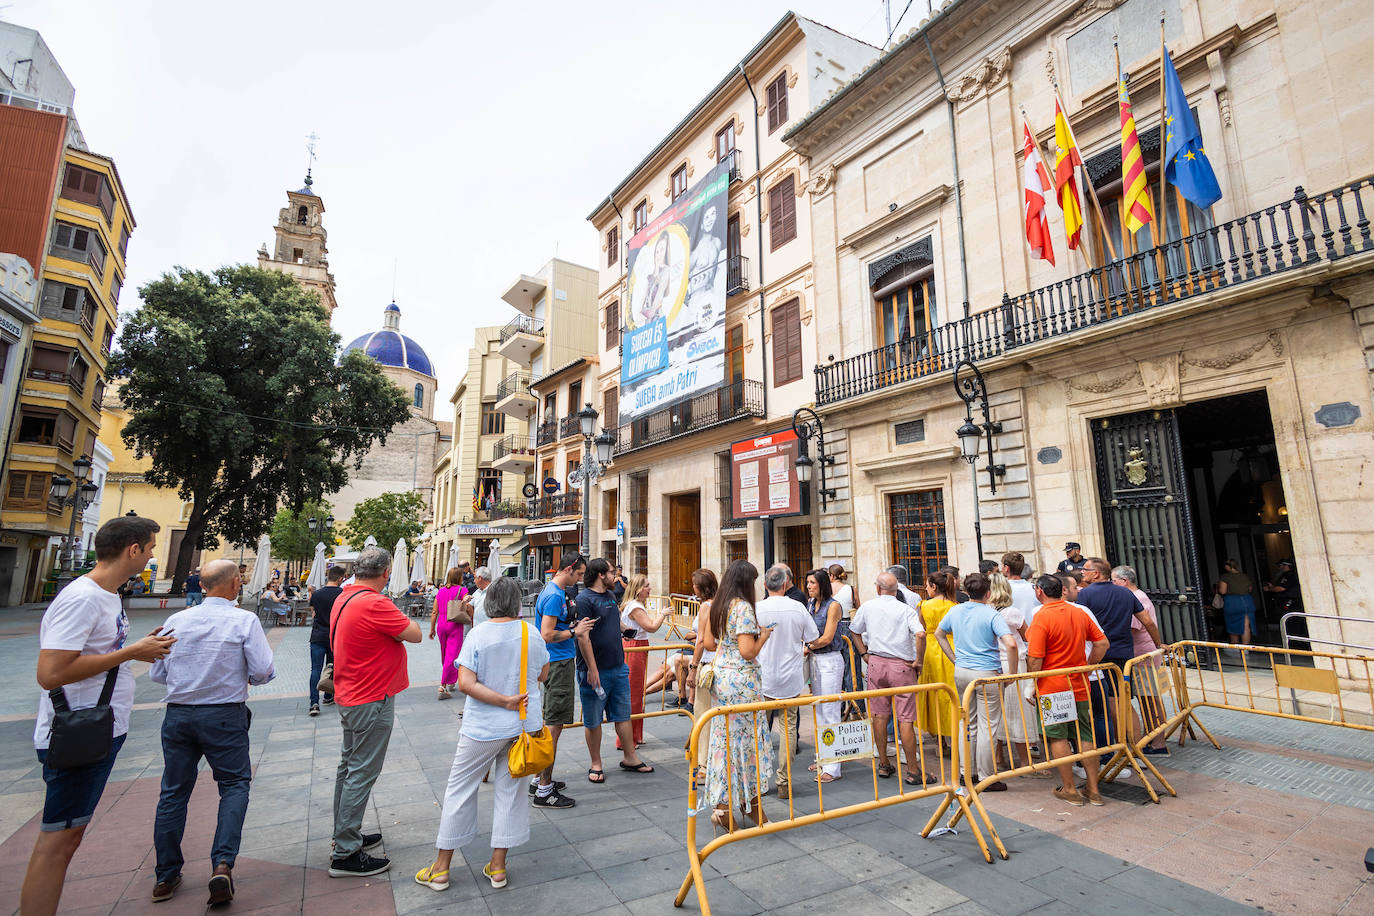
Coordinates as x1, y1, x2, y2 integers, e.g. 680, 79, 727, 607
507, 622, 555, 778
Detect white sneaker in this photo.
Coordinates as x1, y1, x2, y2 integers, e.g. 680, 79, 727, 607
1072, 765, 1086, 779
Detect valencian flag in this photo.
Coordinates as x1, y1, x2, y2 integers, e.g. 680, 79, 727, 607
1118, 69, 1154, 234
1021, 120, 1055, 265
1162, 45, 1222, 209
1052, 96, 1084, 250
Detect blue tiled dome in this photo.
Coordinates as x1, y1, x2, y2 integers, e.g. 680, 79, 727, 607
344, 302, 434, 377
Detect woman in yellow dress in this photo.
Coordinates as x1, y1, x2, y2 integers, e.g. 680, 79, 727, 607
917, 570, 959, 756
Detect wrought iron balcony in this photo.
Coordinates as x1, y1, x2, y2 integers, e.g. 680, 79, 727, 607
726, 255, 749, 296
499, 315, 544, 343
722, 148, 742, 183
492, 434, 533, 463
628, 507, 648, 538
558, 415, 582, 440
815, 178, 1374, 406
496, 371, 531, 401
487, 499, 529, 521
535, 419, 559, 447
612, 378, 764, 456
530, 492, 581, 520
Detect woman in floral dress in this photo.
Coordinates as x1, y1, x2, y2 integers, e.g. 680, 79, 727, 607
701, 560, 775, 830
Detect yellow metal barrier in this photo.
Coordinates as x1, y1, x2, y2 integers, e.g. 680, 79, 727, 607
565, 641, 696, 729
676, 682, 999, 914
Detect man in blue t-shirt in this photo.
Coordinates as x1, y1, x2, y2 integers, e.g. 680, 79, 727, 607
532, 550, 588, 809
574, 558, 653, 783
934, 572, 1018, 790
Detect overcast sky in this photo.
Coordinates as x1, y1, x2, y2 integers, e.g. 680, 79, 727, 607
7, 1, 918, 403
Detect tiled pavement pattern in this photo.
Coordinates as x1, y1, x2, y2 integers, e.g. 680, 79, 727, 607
0, 603, 1369, 914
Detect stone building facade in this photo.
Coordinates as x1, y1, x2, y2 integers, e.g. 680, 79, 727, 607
784, 0, 1374, 647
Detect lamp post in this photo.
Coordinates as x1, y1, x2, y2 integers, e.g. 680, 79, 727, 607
572, 402, 615, 558
953, 358, 1005, 562
51, 456, 99, 592
791, 407, 836, 511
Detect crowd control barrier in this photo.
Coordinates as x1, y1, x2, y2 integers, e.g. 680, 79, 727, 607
676, 682, 998, 914
565, 641, 696, 729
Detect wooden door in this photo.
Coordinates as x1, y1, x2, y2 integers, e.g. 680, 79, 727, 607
668, 493, 701, 596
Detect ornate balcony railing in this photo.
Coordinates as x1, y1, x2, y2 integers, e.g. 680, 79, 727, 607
535, 419, 559, 447
726, 254, 749, 296
487, 499, 529, 520
530, 492, 581, 520
612, 378, 764, 456
496, 371, 531, 401
492, 434, 533, 462
628, 507, 648, 538
558, 415, 582, 440
722, 148, 742, 183
816, 178, 1374, 406
499, 314, 544, 343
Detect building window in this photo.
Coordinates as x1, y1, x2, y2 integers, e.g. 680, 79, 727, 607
565, 449, 580, 492
91, 379, 106, 411
27, 345, 72, 383
770, 299, 802, 386
567, 381, 582, 417
110, 273, 121, 306
671, 164, 688, 201
628, 473, 648, 538
4, 470, 52, 511
413, 384, 424, 408
292, 248, 304, 263
61, 164, 114, 222
780, 525, 813, 579
17, 410, 57, 446
603, 386, 618, 430
478, 467, 502, 506
480, 400, 504, 436
51, 221, 107, 276
766, 72, 789, 134
604, 300, 619, 350
876, 273, 937, 349
725, 539, 748, 566
118, 224, 130, 258
768, 176, 797, 250
633, 199, 648, 234
716, 452, 742, 529
603, 488, 619, 530
889, 489, 948, 581
69, 355, 89, 394
716, 122, 736, 159
101, 325, 114, 356
606, 225, 618, 268
726, 325, 744, 384
633, 544, 648, 576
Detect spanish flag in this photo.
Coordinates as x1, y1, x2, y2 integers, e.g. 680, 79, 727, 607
1052, 96, 1084, 250
1118, 70, 1154, 235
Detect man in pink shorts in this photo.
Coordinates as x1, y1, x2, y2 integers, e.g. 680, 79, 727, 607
848, 571, 927, 784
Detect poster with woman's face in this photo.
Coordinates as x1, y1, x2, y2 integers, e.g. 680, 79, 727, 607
619, 159, 731, 425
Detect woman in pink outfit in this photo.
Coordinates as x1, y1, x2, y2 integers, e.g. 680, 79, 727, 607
430, 567, 470, 699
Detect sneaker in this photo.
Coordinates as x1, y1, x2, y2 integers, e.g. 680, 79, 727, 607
322, 696, 335, 706
362, 832, 383, 850
531, 789, 575, 809
528, 779, 566, 796
1143, 745, 1170, 757
309, 704, 320, 717
981, 780, 1008, 792
329, 850, 390, 878
151, 874, 182, 902
1053, 786, 1086, 807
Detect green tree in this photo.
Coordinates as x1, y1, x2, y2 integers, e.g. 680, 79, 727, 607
110, 265, 412, 592
339, 491, 426, 565
268, 499, 332, 579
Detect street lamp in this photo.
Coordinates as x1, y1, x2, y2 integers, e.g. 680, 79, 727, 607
953, 358, 1005, 562
572, 403, 615, 557
51, 455, 99, 589
791, 407, 836, 511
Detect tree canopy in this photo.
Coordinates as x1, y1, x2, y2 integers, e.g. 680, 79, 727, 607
339, 491, 426, 563
267, 499, 334, 566
110, 265, 411, 590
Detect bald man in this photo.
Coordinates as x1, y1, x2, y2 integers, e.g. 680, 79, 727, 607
148, 559, 275, 905
848, 572, 929, 784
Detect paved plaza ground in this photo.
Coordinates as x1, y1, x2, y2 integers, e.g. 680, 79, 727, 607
0, 604, 1370, 914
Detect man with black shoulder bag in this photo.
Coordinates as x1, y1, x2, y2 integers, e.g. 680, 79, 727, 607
22, 517, 175, 916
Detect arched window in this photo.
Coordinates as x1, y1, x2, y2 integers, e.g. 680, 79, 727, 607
413, 384, 424, 408
297, 205, 308, 225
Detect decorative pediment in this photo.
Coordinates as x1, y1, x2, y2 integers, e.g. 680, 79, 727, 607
868, 238, 933, 289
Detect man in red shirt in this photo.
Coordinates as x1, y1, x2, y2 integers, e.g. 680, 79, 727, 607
1026, 574, 1109, 807
328, 547, 421, 878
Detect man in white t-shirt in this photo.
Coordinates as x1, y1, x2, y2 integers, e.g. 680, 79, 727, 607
755, 564, 819, 798
23, 516, 176, 916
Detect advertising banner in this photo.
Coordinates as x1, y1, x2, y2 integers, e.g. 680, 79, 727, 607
730, 428, 802, 520
620, 158, 731, 423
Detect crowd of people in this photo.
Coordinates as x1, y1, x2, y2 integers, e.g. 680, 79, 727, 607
23, 515, 1188, 912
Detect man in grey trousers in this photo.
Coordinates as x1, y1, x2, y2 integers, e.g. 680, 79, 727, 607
327, 547, 422, 877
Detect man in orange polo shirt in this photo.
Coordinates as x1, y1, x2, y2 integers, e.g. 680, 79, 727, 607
328, 547, 421, 878
1025, 574, 1109, 807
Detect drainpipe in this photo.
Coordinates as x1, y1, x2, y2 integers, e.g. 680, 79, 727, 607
739, 60, 774, 569
923, 33, 971, 320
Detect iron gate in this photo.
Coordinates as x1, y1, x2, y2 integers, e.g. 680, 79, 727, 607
1091, 409, 1209, 642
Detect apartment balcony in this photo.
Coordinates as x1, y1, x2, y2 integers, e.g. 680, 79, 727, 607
529, 492, 581, 521
611, 378, 764, 457
722, 148, 743, 184
816, 178, 1374, 406
495, 371, 536, 419
535, 419, 559, 447
726, 254, 749, 297
497, 315, 544, 366
492, 434, 535, 472
558, 414, 582, 440
487, 499, 530, 524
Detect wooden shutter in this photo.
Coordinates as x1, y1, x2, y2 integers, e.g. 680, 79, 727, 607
604, 300, 619, 350
771, 299, 802, 385
767, 73, 788, 133
769, 177, 796, 251
604, 386, 618, 429
606, 226, 618, 267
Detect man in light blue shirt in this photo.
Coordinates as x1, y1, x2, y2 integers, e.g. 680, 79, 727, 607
934, 572, 1017, 791
148, 559, 275, 905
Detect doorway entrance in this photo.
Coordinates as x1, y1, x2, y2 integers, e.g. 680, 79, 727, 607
667, 493, 701, 596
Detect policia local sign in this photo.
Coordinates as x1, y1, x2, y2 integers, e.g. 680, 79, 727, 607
620, 158, 731, 424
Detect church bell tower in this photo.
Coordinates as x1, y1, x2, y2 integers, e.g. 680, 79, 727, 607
257, 169, 339, 320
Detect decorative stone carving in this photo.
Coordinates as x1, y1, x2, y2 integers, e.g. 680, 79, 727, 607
1069, 0, 1125, 24
806, 164, 837, 196
868, 238, 932, 288
1181, 330, 1283, 373
1045, 48, 1058, 87
947, 48, 1012, 103
1066, 368, 1140, 395
1138, 353, 1182, 408
1314, 402, 1361, 428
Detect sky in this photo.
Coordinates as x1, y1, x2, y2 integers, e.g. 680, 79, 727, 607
5, 0, 925, 403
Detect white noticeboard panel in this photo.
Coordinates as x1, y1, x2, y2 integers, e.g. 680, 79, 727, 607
1038, 690, 1077, 727
814, 719, 874, 765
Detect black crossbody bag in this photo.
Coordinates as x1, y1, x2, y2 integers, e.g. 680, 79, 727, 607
46, 668, 119, 770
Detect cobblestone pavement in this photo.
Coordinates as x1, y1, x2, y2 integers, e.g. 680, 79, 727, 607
0, 605, 1369, 914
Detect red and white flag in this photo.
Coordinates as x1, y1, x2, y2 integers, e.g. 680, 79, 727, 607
1021, 119, 1055, 266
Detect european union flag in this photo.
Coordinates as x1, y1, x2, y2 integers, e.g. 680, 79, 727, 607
1162, 46, 1223, 209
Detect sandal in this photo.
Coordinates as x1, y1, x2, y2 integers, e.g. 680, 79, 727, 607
709, 807, 733, 830
415, 864, 449, 891
619, 760, 654, 774
817, 773, 840, 783
876, 764, 896, 778
587, 768, 605, 784
903, 771, 934, 786
482, 863, 508, 889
